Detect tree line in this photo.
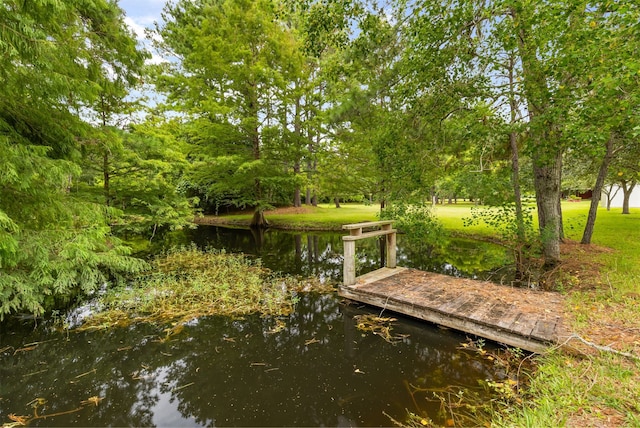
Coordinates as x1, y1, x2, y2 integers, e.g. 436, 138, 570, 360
1, 0, 638, 316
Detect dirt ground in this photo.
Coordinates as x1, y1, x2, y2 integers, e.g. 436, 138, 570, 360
195, 206, 316, 225
555, 241, 640, 357
264, 206, 316, 215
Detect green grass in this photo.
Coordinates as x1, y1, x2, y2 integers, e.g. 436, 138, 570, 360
269, 203, 380, 229
200, 203, 380, 230
428, 201, 640, 427
563, 203, 640, 293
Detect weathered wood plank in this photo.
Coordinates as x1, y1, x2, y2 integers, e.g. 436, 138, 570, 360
339, 267, 566, 353
339, 286, 553, 353
343, 229, 397, 241
487, 303, 512, 322
453, 295, 485, 317
467, 301, 502, 324
342, 220, 394, 230
343, 240, 356, 286
531, 318, 561, 342
505, 313, 537, 337
496, 306, 522, 331
356, 267, 407, 286
436, 293, 476, 314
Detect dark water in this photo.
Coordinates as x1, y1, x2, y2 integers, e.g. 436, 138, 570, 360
178, 226, 511, 283
0, 227, 512, 427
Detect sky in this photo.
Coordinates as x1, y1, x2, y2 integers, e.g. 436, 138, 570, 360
118, 0, 169, 64
119, 0, 165, 34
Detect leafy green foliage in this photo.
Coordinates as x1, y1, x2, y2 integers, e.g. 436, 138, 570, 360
464, 204, 540, 284
380, 202, 444, 249
464, 205, 537, 248
0, 0, 151, 318
79, 122, 196, 236
152, 0, 313, 211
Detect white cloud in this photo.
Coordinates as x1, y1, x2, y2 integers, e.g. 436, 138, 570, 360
124, 16, 167, 64
124, 16, 147, 40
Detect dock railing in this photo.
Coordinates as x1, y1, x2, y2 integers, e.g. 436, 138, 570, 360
342, 220, 397, 286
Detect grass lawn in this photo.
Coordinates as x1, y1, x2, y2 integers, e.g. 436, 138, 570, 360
198, 203, 380, 230
433, 201, 640, 427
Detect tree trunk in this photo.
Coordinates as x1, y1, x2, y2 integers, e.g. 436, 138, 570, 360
507, 53, 525, 244
603, 185, 619, 211
250, 209, 269, 228
293, 86, 302, 208
513, 6, 563, 269
293, 162, 301, 207
334, 197, 341, 208
509, 127, 527, 281
557, 152, 564, 242
581, 135, 615, 244
621, 180, 636, 214
294, 188, 301, 207
247, 83, 265, 219
509, 130, 525, 240
533, 150, 563, 268
103, 150, 110, 207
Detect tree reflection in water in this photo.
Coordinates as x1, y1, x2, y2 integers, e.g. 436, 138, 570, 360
1, 293, 505, 427
182, 226, 511, 283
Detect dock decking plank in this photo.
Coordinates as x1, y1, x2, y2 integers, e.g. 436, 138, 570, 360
436, 293, 476, 314
467, 301, 504, 325
339, 267, 566, 353
507, 313, 538, 337
531, 318, 561, 342
496, 306, 523, 331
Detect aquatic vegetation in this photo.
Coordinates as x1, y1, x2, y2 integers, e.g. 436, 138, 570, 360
2, 396, 102, 428
390, 339, 534, 427
76, 246, 314, 329
353, 314, 409, 343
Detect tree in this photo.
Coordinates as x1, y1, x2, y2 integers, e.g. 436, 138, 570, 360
0, 0, 148, 317
613, 157, 640, 215
320, 3, 430, 208
396, 0, 640, 268
569, 2, 640, 242
79, 119, 196, 237
153, 0, 310, 226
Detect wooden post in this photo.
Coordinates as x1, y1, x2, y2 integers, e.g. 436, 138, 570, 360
341, 220, 396, 286
386, 231, 396, 268
343, 239, 356, 286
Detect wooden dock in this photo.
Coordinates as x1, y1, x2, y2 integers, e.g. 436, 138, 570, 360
338, 267, 567, 353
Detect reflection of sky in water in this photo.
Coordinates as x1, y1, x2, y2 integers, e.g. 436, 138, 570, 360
150, 366, 201, 427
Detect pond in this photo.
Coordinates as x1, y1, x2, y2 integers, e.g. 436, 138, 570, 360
0, 226, 514, 427
165, 225, 512, 284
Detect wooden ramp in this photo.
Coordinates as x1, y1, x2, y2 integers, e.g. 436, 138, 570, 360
338, 267, 567, 353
